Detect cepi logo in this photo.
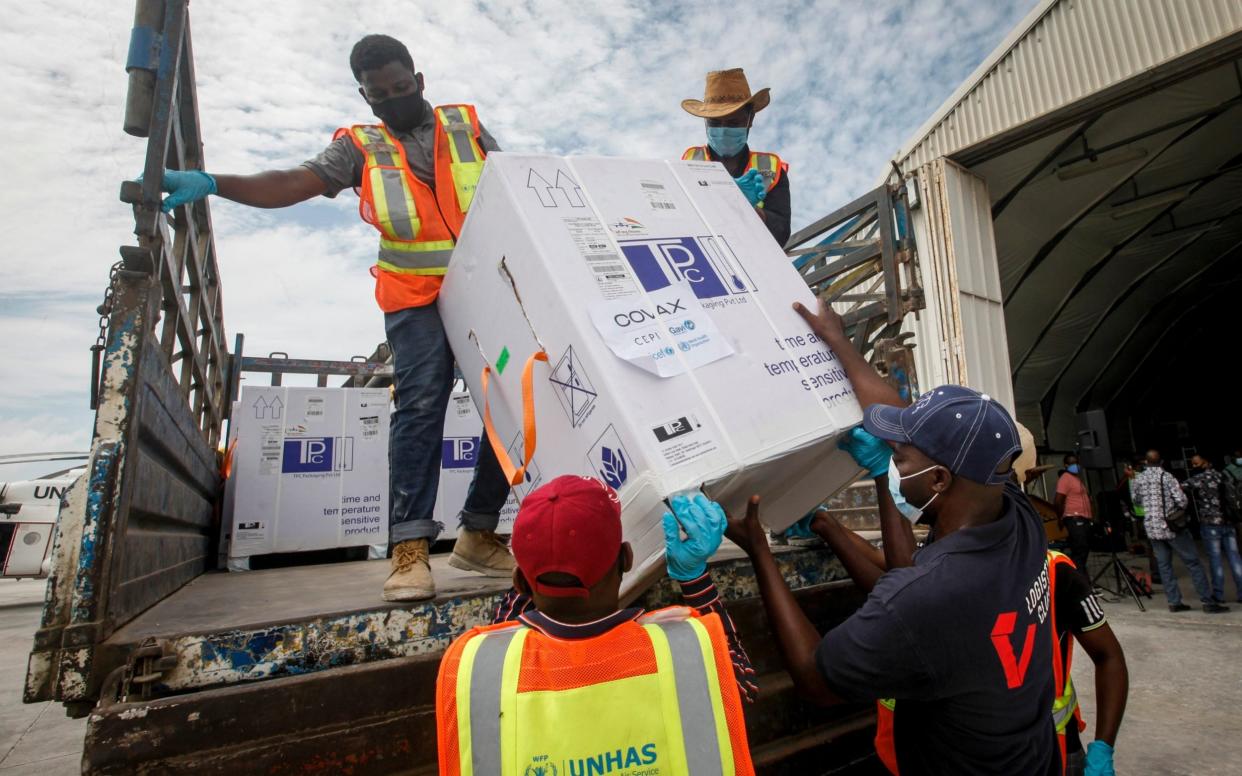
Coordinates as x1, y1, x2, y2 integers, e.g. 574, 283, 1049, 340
619, 235, 756, 299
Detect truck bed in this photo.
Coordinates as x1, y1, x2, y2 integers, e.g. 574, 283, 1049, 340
106, 555, 506, 644
84, 544, 882, 775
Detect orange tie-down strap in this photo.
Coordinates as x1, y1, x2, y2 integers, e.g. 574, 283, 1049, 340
481, 351, 548, 486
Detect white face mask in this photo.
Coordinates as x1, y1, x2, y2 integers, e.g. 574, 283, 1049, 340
887, 458, 943, 524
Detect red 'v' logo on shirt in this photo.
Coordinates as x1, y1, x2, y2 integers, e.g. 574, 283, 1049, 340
990, 611, 1036, 689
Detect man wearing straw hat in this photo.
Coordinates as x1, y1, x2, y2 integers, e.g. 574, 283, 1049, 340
682, 68, 792, 246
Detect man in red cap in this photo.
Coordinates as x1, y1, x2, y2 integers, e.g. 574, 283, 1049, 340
436, 475, 756, 776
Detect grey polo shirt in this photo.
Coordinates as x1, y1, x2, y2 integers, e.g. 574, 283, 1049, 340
302, 99, 500, 196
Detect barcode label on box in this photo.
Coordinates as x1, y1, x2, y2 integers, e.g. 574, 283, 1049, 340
259, 428, 282, 476
564, 216, 637, 300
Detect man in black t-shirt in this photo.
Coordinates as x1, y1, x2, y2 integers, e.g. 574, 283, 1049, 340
724, 299, 1058, 776
1048, 551, 1128, 776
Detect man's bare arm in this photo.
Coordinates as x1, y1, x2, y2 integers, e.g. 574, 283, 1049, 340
214, 167, 327, 209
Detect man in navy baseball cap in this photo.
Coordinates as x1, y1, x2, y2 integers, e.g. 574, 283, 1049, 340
722, 300, 1058, 776
863, 385, 1023, 527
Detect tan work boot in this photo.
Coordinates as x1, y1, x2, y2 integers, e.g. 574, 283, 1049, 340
449, 529, 516, 577
382, 539, 435, 602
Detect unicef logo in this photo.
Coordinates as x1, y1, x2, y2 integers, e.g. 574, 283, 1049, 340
663, 347, 675, 356
683, 319, 695, 331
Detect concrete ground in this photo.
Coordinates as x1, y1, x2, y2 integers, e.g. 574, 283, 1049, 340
0, 579, 83, 775
1074, 548, 1242, 776
0, 544, 1239, 775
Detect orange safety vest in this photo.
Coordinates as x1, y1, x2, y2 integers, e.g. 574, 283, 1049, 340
873, 552, 1085, 776
1048, 550, 1088, 775
681, 146, 786, 207
436, 606, 755, 776
336, 104, 487, 313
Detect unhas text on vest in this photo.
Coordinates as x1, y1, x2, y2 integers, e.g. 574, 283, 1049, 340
529, 742, 658, 776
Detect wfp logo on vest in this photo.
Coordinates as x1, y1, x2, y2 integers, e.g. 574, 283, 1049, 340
557, 743, 658, 776
442, 436, 480, 469
619, 236, 756, 300
281, 437, 354, 473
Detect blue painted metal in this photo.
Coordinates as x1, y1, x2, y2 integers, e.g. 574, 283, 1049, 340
125, 25, 161, 73
137, 548, 855, 696
791, 217, 860, 271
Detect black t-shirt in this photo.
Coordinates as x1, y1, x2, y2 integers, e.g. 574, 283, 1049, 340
816, 482, 1057, 776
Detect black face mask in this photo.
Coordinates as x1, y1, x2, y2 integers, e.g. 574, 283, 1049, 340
370, 91, 426, 132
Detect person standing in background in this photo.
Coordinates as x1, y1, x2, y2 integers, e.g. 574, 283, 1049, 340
1056, 454, 1094, 580
1184, 454, 1242, 605
681, 68, 791, 246
1131, 450, 1221, 613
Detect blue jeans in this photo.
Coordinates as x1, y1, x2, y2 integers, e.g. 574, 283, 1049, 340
385, 305, 511, 544
1200, 523, 1242, 603
1151, 531, 1212, 606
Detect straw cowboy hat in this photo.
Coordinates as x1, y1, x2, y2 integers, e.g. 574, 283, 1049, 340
682, 68, 770, 119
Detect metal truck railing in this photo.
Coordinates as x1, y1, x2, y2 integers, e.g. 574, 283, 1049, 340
28, 0, 231, 709
786, 180, 926, 400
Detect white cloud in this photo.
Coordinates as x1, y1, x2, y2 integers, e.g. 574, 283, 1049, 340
0, 0, 1036, 475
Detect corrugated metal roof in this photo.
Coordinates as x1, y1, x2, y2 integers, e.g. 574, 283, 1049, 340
895, 0, 1242, 170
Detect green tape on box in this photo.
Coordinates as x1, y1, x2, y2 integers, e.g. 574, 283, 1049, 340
496, 346, 511, 375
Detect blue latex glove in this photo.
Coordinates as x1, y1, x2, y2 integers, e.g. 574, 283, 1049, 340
1084, 741, 1115, 776
662, 493, 727, 581
780, 513, 816, 539
139, 169, 217, 213
734, 169, 767, 206
837, 426, 892, 478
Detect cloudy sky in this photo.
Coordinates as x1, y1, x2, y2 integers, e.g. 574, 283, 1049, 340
0, 0, 1036, 481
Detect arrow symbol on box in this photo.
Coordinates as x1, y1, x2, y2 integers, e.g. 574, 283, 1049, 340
526, 169, 557, 207
554, 169, 585, 207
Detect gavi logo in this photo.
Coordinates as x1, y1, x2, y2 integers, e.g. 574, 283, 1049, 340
619, 235, 756, 299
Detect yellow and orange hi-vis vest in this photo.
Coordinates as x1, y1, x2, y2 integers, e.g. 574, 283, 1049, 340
336, 104, 486, 312
1047, 550, 1088, 775
682, 146, 786, 208
436, 606, 755, 776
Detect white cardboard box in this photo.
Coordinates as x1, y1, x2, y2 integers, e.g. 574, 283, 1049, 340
439, 154, 864, 596
435, 389, 519, 539
227, 386, 390, 562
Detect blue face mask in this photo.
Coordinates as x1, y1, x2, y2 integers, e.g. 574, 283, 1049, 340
1067, 464, 1081, 474
706, 126, 749, 158
887, 458, 942, 524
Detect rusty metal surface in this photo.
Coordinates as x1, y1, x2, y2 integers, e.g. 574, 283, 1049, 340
89, 545, 856, 700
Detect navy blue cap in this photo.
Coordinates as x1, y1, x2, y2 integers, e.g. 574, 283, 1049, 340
863, 385, 1021, 486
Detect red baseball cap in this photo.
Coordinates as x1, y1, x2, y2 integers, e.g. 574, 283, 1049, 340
510, 475, 623, 598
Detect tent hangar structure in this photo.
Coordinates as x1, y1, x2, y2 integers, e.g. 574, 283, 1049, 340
890, 0, 1242, 467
